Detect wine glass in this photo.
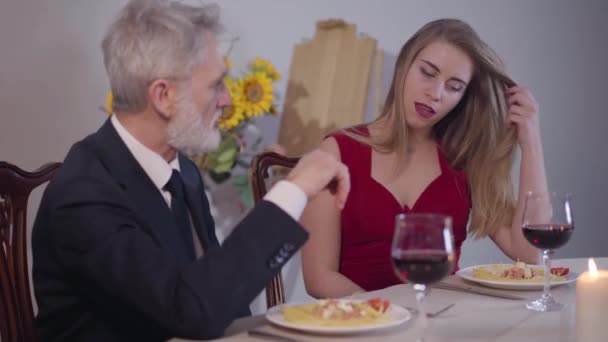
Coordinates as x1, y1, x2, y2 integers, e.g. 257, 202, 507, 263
522, 191, 574, 312
391, 213, 454, 341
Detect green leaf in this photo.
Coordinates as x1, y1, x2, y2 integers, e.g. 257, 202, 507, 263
213, 160, 235, 173
205, 134, 239, 170
216, 146, 238, 164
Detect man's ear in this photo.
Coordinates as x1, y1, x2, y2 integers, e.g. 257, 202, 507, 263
148, 79, 177, 120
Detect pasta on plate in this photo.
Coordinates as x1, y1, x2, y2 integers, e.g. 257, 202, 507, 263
281, 298, 393, 327
472, 261, 568, 282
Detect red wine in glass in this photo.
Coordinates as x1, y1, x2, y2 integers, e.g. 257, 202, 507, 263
392, 249, 453, 285
391, 213, 454, 341
522, 191, 574, 312
522, 223, 574, 250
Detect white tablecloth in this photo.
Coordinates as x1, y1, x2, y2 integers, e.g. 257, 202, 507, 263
173, 257, 607, 341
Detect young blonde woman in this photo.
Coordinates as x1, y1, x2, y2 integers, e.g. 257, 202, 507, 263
300, 18, 548, 298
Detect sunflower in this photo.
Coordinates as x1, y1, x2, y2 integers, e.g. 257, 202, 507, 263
240, 72, 274, 117
223, 56, 233, 70
224, 76, 242, 100
218, 101, 245, 130
217, 76, 246, 130
105, 92, 113, 115
250, 57, 281, 81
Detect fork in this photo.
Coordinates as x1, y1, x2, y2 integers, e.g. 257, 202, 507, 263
406, 303, 455, 318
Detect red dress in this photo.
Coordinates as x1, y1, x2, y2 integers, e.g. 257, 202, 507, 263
331, 127, 470, 291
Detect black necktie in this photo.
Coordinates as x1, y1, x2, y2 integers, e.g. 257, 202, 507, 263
164, 170, 196, 261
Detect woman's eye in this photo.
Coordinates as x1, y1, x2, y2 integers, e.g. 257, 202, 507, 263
447, 84, 463, 93
420, 67, 435, 78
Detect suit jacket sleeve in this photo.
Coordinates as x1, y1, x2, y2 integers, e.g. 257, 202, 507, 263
48, 178, 308, 340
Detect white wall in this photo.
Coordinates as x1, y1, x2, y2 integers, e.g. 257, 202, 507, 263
1, 0, 607, 315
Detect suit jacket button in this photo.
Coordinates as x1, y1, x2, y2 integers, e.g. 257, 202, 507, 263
283, 243, 295, 251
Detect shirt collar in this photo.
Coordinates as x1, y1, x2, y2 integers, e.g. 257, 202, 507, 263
111, 115, 180, 191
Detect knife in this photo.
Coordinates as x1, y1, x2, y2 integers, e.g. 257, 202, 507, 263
432, 282, 526, 300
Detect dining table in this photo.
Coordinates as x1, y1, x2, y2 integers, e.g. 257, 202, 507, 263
171, 257, 607, 341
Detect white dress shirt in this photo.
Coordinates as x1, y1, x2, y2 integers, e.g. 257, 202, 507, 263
110, 115, 308, 243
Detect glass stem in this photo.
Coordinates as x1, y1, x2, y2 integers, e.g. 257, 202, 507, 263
542, 249, 553, 301
414, 284, 428, 341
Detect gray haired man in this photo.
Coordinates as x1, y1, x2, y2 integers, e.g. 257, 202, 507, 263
32, 1, 349, 340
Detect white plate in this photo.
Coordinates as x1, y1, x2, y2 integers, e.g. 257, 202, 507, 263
265, 300, 412, 335
456, 264, 578, 290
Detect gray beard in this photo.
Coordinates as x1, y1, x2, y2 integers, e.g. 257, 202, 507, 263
167, 94, 221, 157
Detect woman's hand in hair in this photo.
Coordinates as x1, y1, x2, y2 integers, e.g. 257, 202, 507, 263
506, 86, 541, 149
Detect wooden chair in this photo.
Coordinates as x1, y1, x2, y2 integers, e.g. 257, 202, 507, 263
249, 152, 299, 309
0, 161, 61, 342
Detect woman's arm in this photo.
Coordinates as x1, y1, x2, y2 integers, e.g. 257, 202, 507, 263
492, 86, 546, 264
300, 137, 364, 298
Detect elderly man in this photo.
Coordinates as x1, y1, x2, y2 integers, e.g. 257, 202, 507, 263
31, 1, 349, 341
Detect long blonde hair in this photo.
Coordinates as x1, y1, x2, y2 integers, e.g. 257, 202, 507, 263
346, 18, 517, 238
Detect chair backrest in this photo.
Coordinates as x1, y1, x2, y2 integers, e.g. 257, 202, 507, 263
249, 152, 299, 309
0, 161, 61, 342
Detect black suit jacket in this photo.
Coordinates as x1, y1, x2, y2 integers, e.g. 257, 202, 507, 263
32, 120, 308, 341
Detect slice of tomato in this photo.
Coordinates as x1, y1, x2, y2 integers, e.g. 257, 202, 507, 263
367, 298, 382, 312
381, 300, 390, 313
367, 298, 390, 313
550, 267, 570, 276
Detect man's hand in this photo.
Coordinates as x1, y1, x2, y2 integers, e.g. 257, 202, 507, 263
287, 149, 350, 209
